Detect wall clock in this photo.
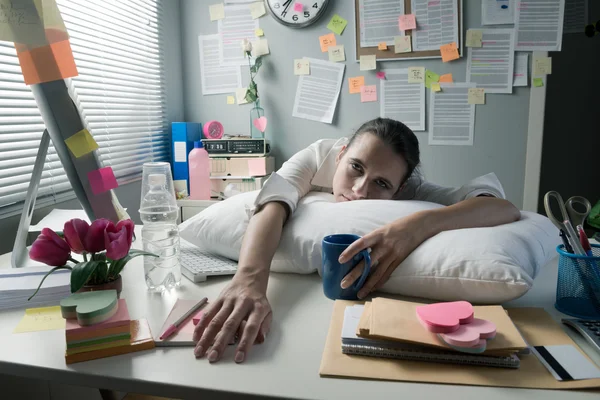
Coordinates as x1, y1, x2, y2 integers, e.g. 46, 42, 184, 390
265, 0, 331, 28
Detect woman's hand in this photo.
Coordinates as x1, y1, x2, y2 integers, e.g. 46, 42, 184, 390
193, 273, 272, 364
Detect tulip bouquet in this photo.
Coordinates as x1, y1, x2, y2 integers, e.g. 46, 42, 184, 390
28, 218, 156, 300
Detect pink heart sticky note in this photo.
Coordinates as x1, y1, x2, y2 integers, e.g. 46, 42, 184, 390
87, 167, 118, 195
439, 318, 497, 348
415, 301, 474, 333
376, 71, 386, 80
398, 14, 416, 31
294, 2, 303, 12
253, 116, 268, 133
439, 336, 488, 354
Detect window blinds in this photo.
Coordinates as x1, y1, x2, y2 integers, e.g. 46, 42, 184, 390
0, 0, 167, 218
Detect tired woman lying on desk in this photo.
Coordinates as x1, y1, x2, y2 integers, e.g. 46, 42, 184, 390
192, 117, 520, 364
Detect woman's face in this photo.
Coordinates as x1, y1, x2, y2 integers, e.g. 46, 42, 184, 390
332, 133, 408, 202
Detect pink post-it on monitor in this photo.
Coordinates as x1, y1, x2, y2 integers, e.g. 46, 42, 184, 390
376, 71, 386, 80
294, 2, 303, 12
88, 167, 118, 195
399, 14, 416, 31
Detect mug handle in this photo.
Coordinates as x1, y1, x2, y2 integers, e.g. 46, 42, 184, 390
352, 249, 371, 291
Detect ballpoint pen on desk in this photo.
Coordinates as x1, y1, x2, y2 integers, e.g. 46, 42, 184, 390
160, 297, 208, 340
559, 229, 574, 254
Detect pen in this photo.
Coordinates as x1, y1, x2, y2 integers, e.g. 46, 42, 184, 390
578, 226, 593, 257
160, 297, 208, 340
559, 229, 574, 254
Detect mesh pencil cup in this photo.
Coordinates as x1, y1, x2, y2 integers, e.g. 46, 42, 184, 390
555, 244, 600, 319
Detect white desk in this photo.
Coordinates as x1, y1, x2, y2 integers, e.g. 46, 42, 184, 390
1, 239, 599, 400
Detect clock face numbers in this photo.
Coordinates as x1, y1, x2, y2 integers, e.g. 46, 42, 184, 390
266, 1, 329, 28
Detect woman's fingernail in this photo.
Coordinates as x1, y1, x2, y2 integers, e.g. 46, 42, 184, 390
194, 346, 204, 358
338, 256, 345, 263
340, 279, 349, 289
208, 350, 219, 362
357, 290, 366, 299
235, 351, 245, 363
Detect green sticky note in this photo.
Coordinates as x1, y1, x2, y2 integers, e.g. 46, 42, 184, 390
533, 77, 544, 87
425, 70, 440, 89
327, 14, 348, 35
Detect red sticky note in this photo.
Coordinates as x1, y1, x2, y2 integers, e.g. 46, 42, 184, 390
294, 2, 303, 12
439, 73, 453, 83
398, 14, 416, 31
15, 39, 78, 85
360, 85, 377, 102
376, 71, 386, 80
88, 167, 118, 195
440, 42, 459, 62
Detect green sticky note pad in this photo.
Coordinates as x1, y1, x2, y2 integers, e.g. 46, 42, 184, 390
425, 70, 440, 89
60, 290, 119, 326
64, 129, 99, 158
533, 77, 544, 87
327, 14, 348, 35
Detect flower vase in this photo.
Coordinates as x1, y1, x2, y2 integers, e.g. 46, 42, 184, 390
249, 99, 265, 139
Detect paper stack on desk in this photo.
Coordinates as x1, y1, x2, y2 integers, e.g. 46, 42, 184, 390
0, 267, 70, 310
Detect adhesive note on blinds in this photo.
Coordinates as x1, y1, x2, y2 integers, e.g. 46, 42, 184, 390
328, 45, 345, 62
376, 71, 386, 80
199, 35, 242, 95
210, 3, 225, 21
252, 38, 270, 56
255, 28, 264, 36
359, 0, 404, 47
431, 83, 441, 92
411, 0, 459, 51
439, 73, 453, 83
349, 76, 365, 94
466, 29, 515, 93
564, 0, 588, 34
466, 30, 483, 47
398, 14, 416, 31
533, 77, 544, 87
468, 88, 485, 104
65, 129, 98, 158
236, 87, 249, 104
482, 0, 514, 25
292, 58, 345, 124
394, 36, 412, 53
425, 70, 440, 89
88, 167, 118, 195
327, 14, 348, 35
319, 33, 336, 52
533, 57, 552, 76
513, 52, 528, 87
360, 85, 377, 102
378, 42, 388, 50
0, 0, 66, 47
249, 2, 266, 19
227, 95, 235, 104
174, 142, 187, 163
429, 83, 476, 146
218, 5, 259, 67
407, 67, 425, 83
15, 39, 78, 85
360, 55, 376, 71
14, 306, 65, 333
440, 42, 459, 62
515, 0, 565, 51
380, 68, 425, 131
294, 59, 310, 75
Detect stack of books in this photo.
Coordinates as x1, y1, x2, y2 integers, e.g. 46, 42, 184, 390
208, 156, 274, 198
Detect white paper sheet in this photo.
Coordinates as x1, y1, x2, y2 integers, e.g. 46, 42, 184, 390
563, 0, 588, 34
199, 35, 242, 95
482, 0, 515, 25
513, 52, 529, 87
380, 69, 425, 131
218, 4, 260, 67
29, 209, 90, 232
515, 0, 566, 51
292, 58, 345, 124
411, 0, 459, 51
466, 29, 515, 94
429, 83, 476, 146
358, 0, 404, 48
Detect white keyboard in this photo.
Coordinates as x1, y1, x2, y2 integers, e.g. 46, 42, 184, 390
180, 240, 238, 283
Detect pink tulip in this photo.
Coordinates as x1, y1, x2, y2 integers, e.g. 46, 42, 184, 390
29, 228, 71, 266
84, 218, 112, 253
104, 219, 134, 260
63, 218, 90, 254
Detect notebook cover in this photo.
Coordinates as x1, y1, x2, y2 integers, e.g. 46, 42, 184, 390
66, 324, 131, 343
154, 299, 206, 347
320, 300, 600, 390
65, 319, 155, 364
65, 299, 130, 339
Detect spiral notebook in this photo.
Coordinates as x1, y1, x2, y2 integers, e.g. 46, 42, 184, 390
341, 305, 520, 369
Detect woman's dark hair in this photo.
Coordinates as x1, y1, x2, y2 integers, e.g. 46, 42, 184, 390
346, 117, 421, 191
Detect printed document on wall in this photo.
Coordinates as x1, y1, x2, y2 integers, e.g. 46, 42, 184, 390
292, 58, 345, 124
411, 0, 458, 51
466, 29, 515, 94
482, 0, 515, 25
515, 0, 565, 51
199, 35, 242, 95
429, 83, 476, 146
359, 0, 404, 48
513, 52, 529, 87
219, 4, 259, 66
563, 0, 588, 34
380, 69, 425, 131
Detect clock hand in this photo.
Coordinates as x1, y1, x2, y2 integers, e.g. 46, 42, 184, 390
282, 0, 292, 14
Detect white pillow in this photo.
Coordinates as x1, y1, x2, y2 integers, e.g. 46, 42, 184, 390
179, 191, 560, 304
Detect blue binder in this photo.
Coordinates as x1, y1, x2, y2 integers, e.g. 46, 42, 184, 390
171, 122, 201, 193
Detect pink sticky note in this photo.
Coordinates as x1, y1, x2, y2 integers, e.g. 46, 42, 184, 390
415, 301, 474, 333
376, 71, 386, 80
294, 2, 303, 12
87, 167, 118, 195
398, 14, 416, 31
360, 85, 377, 102
192, 311, 204, 325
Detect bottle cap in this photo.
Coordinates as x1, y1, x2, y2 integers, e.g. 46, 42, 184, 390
148, 174, 166, 186
194, 141, 203, 149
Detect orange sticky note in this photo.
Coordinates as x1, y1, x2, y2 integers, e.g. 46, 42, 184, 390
360, 85, 377, 102
319, 33, 336, 52
398, 14, 416, 31
440, 42, 459, 62
439, 73, 453, 83
15, 39, 78, 85
88, 167, 118, 195
64, 129, 99, 158
378, 42, 388, 51
349, 76, 365, 94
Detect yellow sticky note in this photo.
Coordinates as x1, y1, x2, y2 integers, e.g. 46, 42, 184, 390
65, 128, 99, 158
408, 67, 425, 83
425, 70, 440, 89
236, 88, 248, 104
468, 88, 485, 104
255, 28, 264, 37
360, 55, 376, 71
378, 42, 388, 51
394, 36, 412, 53
439, 73, 453, 83
252, 38, 270, 56
319, 33, 336, 52
328, 45, 345, 62
440, 42, 459, 62
466, 30, 483, 47
327, 14, 348, 35
209, 3, 225, 21
431, 83, 441, 92
533, 57, 552, 76
0, 0, 67, 48
249, 2, 266, 19
14, 306, 66, 333
227, 96, 235, 104
349, 76, 365, 94
294, 59, 310, 75
533, 77, 544, 87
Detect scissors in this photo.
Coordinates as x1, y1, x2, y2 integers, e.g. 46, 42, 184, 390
544, 191, 592, 255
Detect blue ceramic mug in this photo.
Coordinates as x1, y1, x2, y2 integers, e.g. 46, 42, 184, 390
321, 234, 371, 300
